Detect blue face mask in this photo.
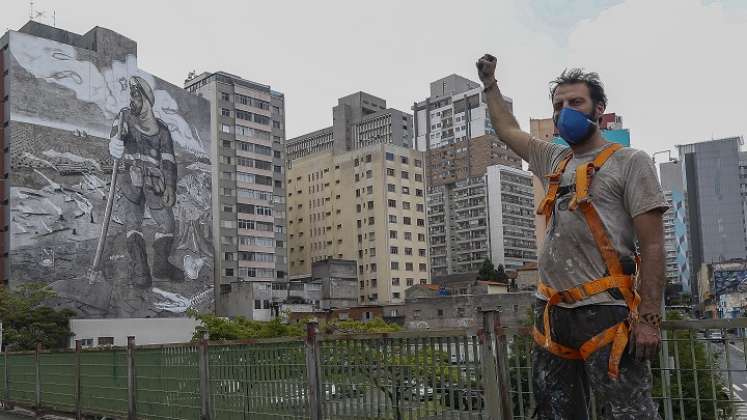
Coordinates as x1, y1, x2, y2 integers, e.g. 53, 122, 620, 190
554, 107, 596, 145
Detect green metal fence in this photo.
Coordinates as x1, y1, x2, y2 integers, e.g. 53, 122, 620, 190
3, 314, 747, 420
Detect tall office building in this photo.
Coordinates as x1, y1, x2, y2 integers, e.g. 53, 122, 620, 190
659, 160, 692, 293
677, 137, 746, 300
185, 72, 287, 319
412, 74, 513, 151
286, 92, 413, 162
286, 143, 429, 305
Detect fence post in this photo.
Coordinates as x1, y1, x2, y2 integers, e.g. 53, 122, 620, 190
304, 321, 322, 420
74, 340, 81, 420
198, 332, 211, 420
127, 336, 136, 420
34, 342, 41, 412
479, 309, 513, 420
3, 345, 8, 404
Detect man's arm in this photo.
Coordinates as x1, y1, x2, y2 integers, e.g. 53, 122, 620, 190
631, 209, 666, 360
476, 54, 533, 162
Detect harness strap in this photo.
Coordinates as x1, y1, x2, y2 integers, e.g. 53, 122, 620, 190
536, 152, 574, 226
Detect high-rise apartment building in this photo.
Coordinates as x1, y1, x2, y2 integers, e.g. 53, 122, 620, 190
412, 74, 513, 151
185, 72, 287, 319
286, 143, 429, 305
286, 92, 413, 162
427, 164, 535, 275
678, 137, 746, 300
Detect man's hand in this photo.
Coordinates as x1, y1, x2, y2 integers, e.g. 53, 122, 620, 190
161, 186, 176, 207
476, 54, 498, 86
109, 109, 128, 160
631, 322, 661, 362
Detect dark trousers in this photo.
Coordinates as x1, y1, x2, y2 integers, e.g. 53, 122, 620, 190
532, 300, 661, 420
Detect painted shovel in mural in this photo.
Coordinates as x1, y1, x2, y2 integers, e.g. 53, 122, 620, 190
89, 159, 119, 284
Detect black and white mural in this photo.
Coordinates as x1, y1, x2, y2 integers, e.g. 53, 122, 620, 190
7, 31, 214, 317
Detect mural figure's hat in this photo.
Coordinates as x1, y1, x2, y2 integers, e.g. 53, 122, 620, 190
129, 76, 155, 106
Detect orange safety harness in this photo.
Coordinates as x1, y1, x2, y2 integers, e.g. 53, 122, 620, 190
533, 143, 641, 379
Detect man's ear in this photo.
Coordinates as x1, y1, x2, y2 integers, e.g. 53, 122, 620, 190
595, 102, 606, 122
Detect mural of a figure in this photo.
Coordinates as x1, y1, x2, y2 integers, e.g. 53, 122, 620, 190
109, 77, 182, 287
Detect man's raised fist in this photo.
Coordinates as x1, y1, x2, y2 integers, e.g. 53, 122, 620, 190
476, 54, 498, 86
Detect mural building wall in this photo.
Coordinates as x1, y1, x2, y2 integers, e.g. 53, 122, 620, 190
5, 26, 213, 317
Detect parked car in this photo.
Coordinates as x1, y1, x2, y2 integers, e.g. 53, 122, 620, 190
708, 331, 725, 343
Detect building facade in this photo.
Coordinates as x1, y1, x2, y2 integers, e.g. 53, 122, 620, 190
412, 74, 513, 151
427, 164, 535, 276
659, 160, 692, 293
286, 143, 429, 305
185, 72, 287, 319
1, 21, 213, 317
678, 137, 746, 300
286, 92, 413, 162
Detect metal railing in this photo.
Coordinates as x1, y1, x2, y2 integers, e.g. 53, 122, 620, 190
1, 313, 746, 419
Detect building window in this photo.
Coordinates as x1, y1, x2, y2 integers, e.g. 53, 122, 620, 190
222, 108, 231, 117
388, 199, 397, 208
255, 299, 262, 309
401, 171, 409, 180
387, 184, 396, 192
369, 248, 376, 257
401, 156, 409, 164
386, 152, 394, 161
414, 159, 422, 168
437, 309, 444, 317
418, 233, 425, 242
415, 173, 423, 182
392, 278, 400, 286
389, 230, 397, 239
367, 201, 374, 210
221, 124, 231, 133
391, 261, 399, 270
390, 246, 399, 255
405, 262, 413, 271
221, 92, 231, 102
404, 247, 413, 256
225, 268, 234, 277
404, 232, 412, 240
402, 187, 410, 195
368, 216, 375, 225
367, 185, 373, 194
387, 168, 395, 176
418, 249, 426, 257
419, 263, 427, 272
97, 336, 114, 346
406, 278, 414, 286
360, 280, 365, 289
365, 154, 372, 163
366, 170, 373, 179
389, 215, 397, 223
403, 217, 411, 225
416, 204, 424, 212
402, 201, 411, 210
417, 219, 425, 226
393, 292, 401, 299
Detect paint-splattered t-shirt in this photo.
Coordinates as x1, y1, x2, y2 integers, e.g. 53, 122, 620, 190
528, 139, 668, 308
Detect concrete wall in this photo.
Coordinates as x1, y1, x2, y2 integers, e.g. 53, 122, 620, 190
69, 317, 201, 348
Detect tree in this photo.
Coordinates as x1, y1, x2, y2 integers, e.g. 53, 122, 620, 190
477, 258, 498, 282
0, 283, 76, 350
496, 264, 509, 282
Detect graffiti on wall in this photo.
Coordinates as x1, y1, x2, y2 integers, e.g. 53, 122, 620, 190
7, 31, 213, 317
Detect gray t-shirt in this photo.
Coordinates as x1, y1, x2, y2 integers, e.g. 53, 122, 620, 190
527, 139, 668, 307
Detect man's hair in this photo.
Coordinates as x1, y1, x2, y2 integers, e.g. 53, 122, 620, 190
549, 68, 607, 109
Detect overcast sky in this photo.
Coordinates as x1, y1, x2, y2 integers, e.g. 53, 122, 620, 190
2, 0, 746, 160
